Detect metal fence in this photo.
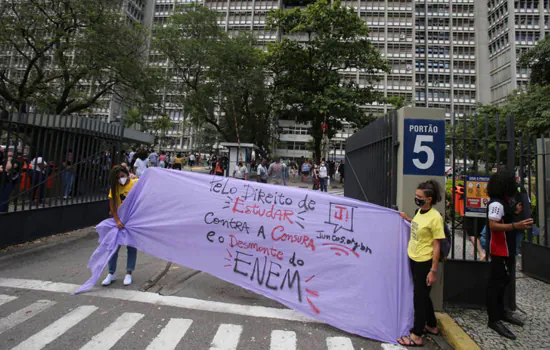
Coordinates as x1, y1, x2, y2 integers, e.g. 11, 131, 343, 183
518, 135, 550, 283
0, 110, 124, 214
344, 110, 398, 208
443, 112, 517, 308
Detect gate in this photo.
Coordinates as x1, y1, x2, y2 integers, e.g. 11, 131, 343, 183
344, 110, 398, 208
518, 135, 550, 283
444, 112, 517, 309
0, 109, 125, 248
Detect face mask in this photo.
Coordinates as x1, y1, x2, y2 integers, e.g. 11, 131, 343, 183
119, 177, 128, 185
415, 198, 426, 207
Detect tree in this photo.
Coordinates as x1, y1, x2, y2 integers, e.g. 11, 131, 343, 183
151, 115, 172, 149
0, 0, 157, 114
124, 108, 147, 131
154, 5, 274, 157
518, 35, 550, 87
505, 84, 550, 136
267, 0, 390, 163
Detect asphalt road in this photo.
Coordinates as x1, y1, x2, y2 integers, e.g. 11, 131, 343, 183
0, 182, 447, 350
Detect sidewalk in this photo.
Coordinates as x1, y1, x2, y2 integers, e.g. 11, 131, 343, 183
445, 229, 550, 349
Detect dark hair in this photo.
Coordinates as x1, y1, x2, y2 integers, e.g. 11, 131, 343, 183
487, 171, 517, 199
109, 165, 130, 210
417, 180, 442, 205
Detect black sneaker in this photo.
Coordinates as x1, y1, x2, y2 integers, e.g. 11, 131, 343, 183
488, 321, 517, 340
502, 312, 524, 327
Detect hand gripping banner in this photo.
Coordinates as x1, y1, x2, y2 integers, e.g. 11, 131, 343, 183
74, 168, 413, 344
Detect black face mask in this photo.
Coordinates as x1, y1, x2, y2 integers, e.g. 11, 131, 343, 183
415, 198, 426, 207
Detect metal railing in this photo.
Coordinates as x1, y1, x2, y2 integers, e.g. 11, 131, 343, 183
344, 110, 398, 208
0, 109, 123, 214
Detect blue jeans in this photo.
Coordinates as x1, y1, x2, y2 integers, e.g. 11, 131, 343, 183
108, 246, 137, 274
319, 177, 328, 192
63, 172, 75, 197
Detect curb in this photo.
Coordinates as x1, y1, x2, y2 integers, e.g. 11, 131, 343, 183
436, 312, 480, 350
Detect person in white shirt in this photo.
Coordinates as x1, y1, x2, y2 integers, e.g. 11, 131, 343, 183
318, 159, 328, 192
132, 150, 148, 178
148, 151, 158, 167
257, 159, 268, 183
30, 155, 47, 202
189, 153, 196, 168
233, 161, 248, 180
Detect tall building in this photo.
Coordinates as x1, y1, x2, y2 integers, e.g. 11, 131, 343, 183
486, 0, 550, 104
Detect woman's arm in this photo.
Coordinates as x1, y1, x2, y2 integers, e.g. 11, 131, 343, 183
109, 199, 124, 228
427, 239, 441, 286
489, 218, 533, 232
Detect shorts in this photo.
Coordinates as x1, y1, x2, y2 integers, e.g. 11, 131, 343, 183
173, 164, 182, 170
463, 217, 484, 237
302, 171, 309, 176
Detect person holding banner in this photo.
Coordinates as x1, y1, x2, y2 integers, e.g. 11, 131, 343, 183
398, 180, 445, 347
102, 165, 139, 287
485, 172, 532, 340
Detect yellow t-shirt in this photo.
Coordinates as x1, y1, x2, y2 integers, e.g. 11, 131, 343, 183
408, 208, 446, 262
108, 178, 138, 209
174, 157, 183, 164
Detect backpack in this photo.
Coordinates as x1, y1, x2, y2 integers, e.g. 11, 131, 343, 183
415, 209, 452, 261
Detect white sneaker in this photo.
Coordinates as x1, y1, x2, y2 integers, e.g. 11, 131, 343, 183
102, 274, 116, 286
123, 274, 132, 286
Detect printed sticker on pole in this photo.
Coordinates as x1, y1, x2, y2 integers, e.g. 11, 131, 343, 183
403, 119, 445, 176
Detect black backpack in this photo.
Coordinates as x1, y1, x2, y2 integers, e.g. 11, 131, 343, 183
415, 209, 452, 261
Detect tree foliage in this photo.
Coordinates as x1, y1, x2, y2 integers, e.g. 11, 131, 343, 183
0, 0, 159, 115
154, 5, 274, 156
267, 0, 390, 162
518, 34, 550, 87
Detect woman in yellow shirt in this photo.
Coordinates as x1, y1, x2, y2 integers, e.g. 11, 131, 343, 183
102, 165, 139, 287
173, 153, 183, 171
398, 180, 445, 347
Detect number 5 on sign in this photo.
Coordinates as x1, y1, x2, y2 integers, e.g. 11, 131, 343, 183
403, 119, 445, 176
412, 135, 435, 170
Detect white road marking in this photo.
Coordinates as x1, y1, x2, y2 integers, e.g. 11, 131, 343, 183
146, 318, 193, 350
210, 324, 243, 350
11, 305, 98, 350
327, 336, 355, 349
270, 330, 297, 350
0, 294, 17, 306
0, 278, 318, 323
79, 312, 144, 350
0, 300, 56, 335
381, 344, 407, 349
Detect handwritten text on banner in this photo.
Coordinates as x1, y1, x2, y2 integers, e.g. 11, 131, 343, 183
74, 168, 414, 343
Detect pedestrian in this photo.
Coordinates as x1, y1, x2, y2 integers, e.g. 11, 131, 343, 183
338, 160, 345, 184
0, 150, 23, 213
329, 160, 336, 180
485, 171, 532, 340
148, 149, 158, 167
311, 164, 320, 190
173, 153, 183, 170
301, 160, 311, 182
318, 159, 328, 192
268, 158, 286, 185
398, 180, 445, 347
133, 150, 148, 178
257, 159, 268, 183
62, 150, 76, 200
189, 153, 195, 169
102, 165, 139, 287
159, 151, 167, 169
233, 161, 249, 180
30, 154, 48, 203
214, 158, 224, 176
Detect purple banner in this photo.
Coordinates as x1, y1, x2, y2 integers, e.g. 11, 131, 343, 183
74, 168, 413, 343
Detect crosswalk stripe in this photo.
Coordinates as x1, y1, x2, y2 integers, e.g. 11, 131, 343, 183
0, 294, 17, 306
79, 312, 144, 350
270, 330, 297, 350
11, 305, 98, 350
146, 318, 193, 350
210, 324, 243, 350
0, 300, 56, 335
327, 336, 354, 350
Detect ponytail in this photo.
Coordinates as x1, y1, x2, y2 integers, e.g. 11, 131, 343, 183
417, 180, 442, 205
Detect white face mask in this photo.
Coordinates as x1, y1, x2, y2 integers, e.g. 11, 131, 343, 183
119, 177, 128, 185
